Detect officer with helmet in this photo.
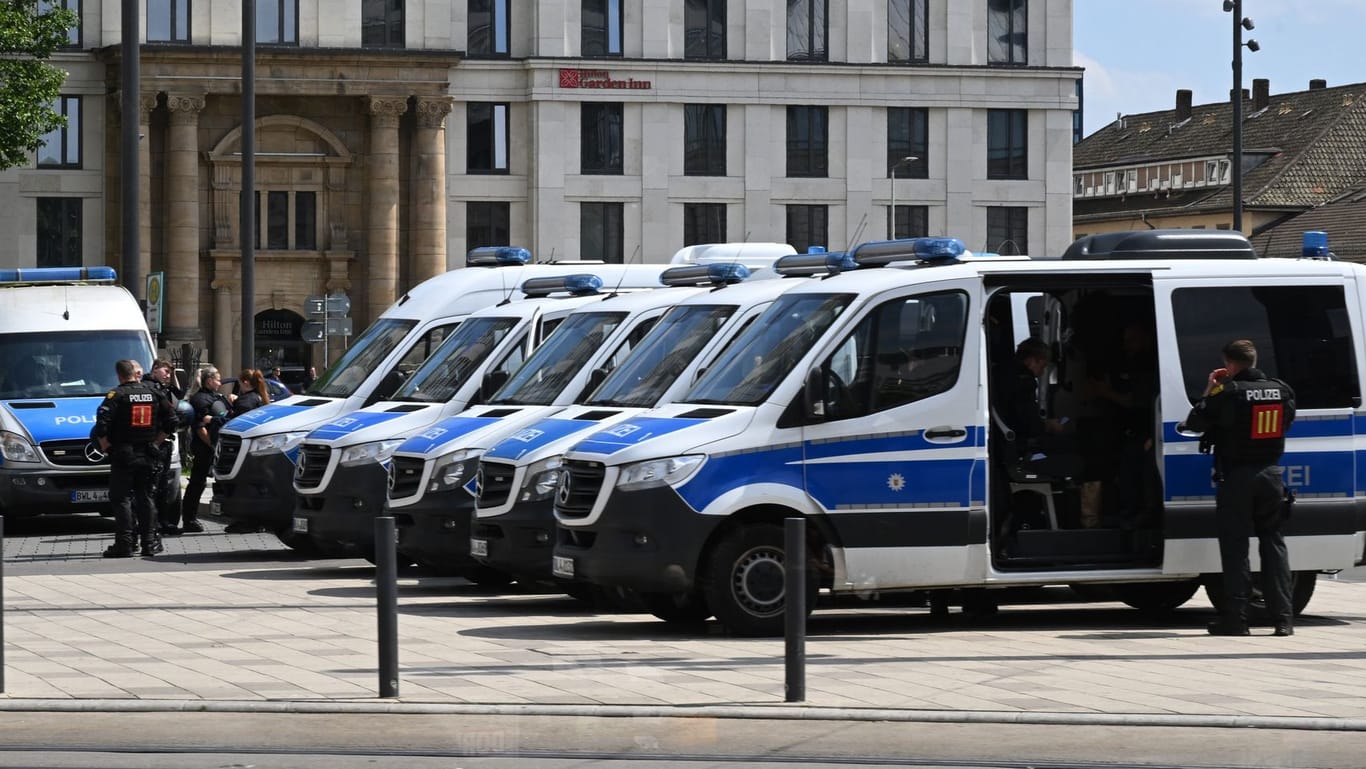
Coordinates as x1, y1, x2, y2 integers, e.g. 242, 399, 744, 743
142, 359, 186, 534
93, 359, 178, 557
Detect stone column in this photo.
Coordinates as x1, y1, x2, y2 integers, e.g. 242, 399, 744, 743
138, 93, 157, 305
212, 282, 234, 371
411, 96, 453, 283
164, 93, 207, 347
366, 96, 408, 323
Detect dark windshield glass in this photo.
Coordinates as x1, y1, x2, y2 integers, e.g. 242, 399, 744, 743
0, 331, 153, 399
589, 304, 736, 407
685, 293, 853, 405
492, 312, 625, 406
391, 317, 520, 403
308, 318, 418, 398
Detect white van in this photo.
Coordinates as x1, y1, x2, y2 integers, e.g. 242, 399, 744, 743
210, 248, 667, 545
552, 232, 1366, 635
0, 267, 166, 517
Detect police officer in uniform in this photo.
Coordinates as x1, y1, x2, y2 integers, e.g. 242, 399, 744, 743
1181, 339, 1297, 636
142, 359, 186, 534
181, 367, 231, 532
93, 359, 178, 557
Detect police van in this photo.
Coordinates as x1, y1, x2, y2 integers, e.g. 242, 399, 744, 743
211, 248, 667, 546
551, 231, 1366, 635
0, 267, 167, 517
469, 264, 815, 598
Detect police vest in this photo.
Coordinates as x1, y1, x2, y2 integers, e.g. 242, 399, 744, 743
1219, 376, 1295, 466
107, 382, 163, 445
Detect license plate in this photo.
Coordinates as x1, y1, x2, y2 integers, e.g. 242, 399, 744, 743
551, 556, 575, 579
211, 500, 222, 515
469, 538, 488, 557
292, 516, 309, 533
71, 489, 109, 503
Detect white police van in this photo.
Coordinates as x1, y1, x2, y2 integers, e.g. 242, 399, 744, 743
211, 248, 667, 546
469, 262, 821, 599
552, 232, 1366, 635
288, 272, 648, 558
0, 267, 167, 517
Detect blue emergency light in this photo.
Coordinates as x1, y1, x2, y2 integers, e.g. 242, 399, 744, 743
520, 273, 604, 297
659, 263, 751, 287
466, 246, 532, 267
773, 251, 858, 277
0, 266, 118, 284
1302, 231, 1331, 259
850, 237, 966, 267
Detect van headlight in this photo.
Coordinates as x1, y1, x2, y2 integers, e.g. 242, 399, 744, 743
429, 449, 481, 492
0, 431, 40, 464
248, 431, 308, 456
339, 439, 404, 467
616, 455, 704, 491
520, 456, 564, 502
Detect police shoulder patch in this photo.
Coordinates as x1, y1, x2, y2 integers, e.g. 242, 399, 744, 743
1209, 384, 1224, 397
105, 390, 117, 399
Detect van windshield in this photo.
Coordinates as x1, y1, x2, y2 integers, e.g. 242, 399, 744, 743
588, 305, 736, 408
391, 316, 520, 403
0, 330, 153, 399
308, 318, 417, 398
491, 312, 626, 406
685, 293, 853, 406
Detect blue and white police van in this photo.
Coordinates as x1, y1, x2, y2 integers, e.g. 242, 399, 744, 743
211, 248, 667, 547
469, 263, 816, 599
551, 232, 1366, 635
0, 267, 166, 517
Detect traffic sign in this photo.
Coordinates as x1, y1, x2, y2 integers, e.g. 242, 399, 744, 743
305, 293, 350, 317
326, 317, 353, 336
145, 272, 164, 333
301, 321, 325, 342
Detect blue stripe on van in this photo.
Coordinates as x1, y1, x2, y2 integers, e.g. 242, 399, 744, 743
1164, 450, 1354, 499
1164, 416, 1351, 444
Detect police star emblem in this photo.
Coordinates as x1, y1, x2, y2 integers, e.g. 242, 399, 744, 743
887, 472, 906, 492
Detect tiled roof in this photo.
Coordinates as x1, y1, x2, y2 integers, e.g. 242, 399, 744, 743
1250, 189, 1366, 263
1074, 83, 1366, 213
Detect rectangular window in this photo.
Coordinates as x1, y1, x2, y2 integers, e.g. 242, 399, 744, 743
467, 102, 509, 174
147, 0, 189, 42
986, 206, 1027, 255
888, 0, 927, 62
1172, 286, 1359, 409
38, 0, 81, 47
254, 191, 316, 250
786, 204, 828, 254
581, 202, 624, 263
890, 205, 928, 239
684, 203, 726, 246
684, 0, 726, 60
684, 104, 726, 177
987, 0, 1026, 65
987, 109, 1027, 180
786, 105, 828, 178
887, 107, 927, 178
37, 96, 80, 169
266, 191, 289, 249
581, 102, 624, 175
256, 0, 298, 44
362, 0, 404, 48
467, 201, 511, 249
36, 198, 82, 268
468, 0, 510, 55
786, 0, 827, 61
295, 191, 317, 250
582, 0, 622, 57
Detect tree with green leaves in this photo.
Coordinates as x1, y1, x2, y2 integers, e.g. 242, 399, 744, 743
0, 1, 79, 171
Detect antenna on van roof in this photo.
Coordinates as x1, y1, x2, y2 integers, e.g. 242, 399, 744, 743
545, 247, 556, 265
609, 244, 642, 298
496, 262, 513, 306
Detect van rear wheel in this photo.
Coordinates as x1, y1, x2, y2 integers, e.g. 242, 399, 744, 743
701, 523, 814, 637
1203, 570, 1317, 619
1114, 580, 1200, 613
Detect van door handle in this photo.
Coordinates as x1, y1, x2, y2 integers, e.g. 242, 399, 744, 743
924, 427, 967, 442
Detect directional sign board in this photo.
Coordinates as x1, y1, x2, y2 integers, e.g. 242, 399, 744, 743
305, 293, 351, 317
326, 317, 353, 336
301, 321, 325, 342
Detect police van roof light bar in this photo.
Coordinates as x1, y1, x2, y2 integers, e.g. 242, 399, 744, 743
0, 266, 119, 285
467, 246, 533, 267
520, 273, 604, 297
659, 263, 751, 287
850, 237, 966, 267
1062, 230, 1257, 260
773, 251, 858, 277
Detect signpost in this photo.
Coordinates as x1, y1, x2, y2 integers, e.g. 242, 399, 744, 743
303, 292, 351, 363
145, 271, 164, 339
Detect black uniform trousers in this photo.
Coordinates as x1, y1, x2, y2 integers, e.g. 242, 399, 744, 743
109, 445, 159, 549
181, 439, 213, 525
1215, 463, 1292, 624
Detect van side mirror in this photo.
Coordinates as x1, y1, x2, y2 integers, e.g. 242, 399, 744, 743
803, 367, 826, 419
691, 366, 707, 385
366, 368, 407, 406
481, 369, 510, 401
586, 367, 609, 394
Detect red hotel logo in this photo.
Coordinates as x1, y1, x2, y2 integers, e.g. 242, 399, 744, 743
558, 68, 652, 90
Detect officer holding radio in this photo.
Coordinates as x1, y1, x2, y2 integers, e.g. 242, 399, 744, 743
1180, 339, 1297, 637
93, 359, 178, 557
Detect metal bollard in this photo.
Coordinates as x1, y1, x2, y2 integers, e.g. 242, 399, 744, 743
374, 515, 398, 698
784, 516, 805, 702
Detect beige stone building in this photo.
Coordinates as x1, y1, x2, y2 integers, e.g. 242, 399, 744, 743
4, 0, 1078, 379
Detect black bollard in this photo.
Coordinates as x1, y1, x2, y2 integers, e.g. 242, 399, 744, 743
784, 516, 805, 702
374, 515, 398, 698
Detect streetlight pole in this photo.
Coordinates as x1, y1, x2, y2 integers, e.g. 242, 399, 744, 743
1224, 0, 1258, 233
889, 155, 919, 239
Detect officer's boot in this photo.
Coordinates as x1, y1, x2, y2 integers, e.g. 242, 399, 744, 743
1207, 598, 1250, 636
103, 535, 136, 558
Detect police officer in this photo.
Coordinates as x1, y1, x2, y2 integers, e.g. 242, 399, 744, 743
143, 359, 186, 534
1181, 339, 1297, 637
93, 359, 178, 557
181, 366, 231, 533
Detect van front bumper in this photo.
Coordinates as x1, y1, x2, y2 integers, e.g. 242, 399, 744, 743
213, 452, 295, 530
292, 463, 390, 553
390, 491, 478, 571
472, 499, 556, 581
0, 468, 112, 516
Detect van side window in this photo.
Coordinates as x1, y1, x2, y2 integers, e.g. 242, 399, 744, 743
396, 323, 458, 372
1172, 285, 1359, 409
819, 290, 968, 419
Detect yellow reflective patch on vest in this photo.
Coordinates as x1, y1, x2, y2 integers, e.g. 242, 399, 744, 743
104, 390, 117, 399
1209, 384, 1223, 397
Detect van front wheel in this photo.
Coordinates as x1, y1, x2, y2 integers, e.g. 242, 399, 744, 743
702, 523, 813, 637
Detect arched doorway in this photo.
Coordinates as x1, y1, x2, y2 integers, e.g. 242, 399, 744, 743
255, 308, 310, 392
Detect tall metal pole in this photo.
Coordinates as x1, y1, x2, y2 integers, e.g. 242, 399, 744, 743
890, 165, 897, 240
1231, 0, 1243, 233
119, 0, 139, 298
240, 1, 256, 369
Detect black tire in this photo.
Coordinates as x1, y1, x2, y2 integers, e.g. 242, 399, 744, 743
275, 528, 323, 556
462, 564, 515, 587
1203, 570, 1318, 619
701, 523, 815, 637
1115, 580, 1200, 613
639, 591, 712, 624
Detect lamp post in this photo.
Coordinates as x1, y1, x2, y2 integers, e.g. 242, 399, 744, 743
889, 155, 919, 239
1223, 0, 1259, 232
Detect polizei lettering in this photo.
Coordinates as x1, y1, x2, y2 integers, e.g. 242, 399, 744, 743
1244, 387, 1282, 401
55, 414, 96, 425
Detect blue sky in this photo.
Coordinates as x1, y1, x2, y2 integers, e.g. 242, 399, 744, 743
1075, 0, 1366, 138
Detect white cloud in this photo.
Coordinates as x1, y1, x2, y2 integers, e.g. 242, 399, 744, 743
1075, 51, 1190, 138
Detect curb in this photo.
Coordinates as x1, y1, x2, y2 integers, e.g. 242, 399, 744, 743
1, 700, 1364, 731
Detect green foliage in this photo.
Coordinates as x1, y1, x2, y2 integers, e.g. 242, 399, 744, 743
0, 1, 79, 171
